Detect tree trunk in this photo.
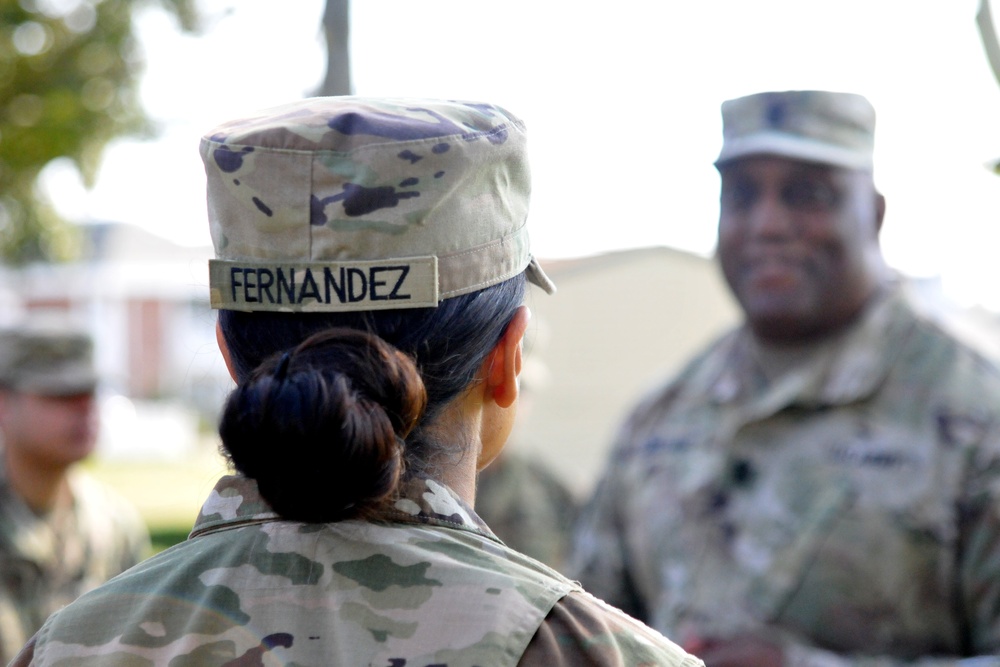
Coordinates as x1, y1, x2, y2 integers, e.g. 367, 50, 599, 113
318, 0, 352, 96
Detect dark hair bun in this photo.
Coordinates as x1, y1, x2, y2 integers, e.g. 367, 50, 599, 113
219, 328, 426, 522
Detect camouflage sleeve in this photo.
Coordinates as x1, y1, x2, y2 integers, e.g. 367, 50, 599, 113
955, 432, 1000, 659
568, 468, 646, 619
568, 370, 696, 623
519, 590, 704, 667
776, 433, 1000, 667
567, 408, 657, 622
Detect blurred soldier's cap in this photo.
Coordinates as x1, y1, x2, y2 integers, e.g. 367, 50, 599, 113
0, 322, 97, 395
715, 90, 876, 171
202, 96, 555, 313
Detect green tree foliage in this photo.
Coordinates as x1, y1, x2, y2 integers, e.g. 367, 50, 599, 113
0, 0, 197, 265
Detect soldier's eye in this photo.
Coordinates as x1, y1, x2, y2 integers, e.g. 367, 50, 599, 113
720, 181, 758, 211
781, 179, 840, 211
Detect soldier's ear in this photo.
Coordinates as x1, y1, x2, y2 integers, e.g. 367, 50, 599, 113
215, 321, 238, 383
482, 306, 529, 409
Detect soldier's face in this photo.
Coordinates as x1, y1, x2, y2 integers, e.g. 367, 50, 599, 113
0, 390, 99, 469
717, 156, 885, 342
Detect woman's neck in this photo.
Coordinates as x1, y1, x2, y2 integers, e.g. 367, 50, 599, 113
415, 393, 484, 506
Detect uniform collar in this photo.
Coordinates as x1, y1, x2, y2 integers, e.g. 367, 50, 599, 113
190, 474, 499, 542
708, 285, 914, 409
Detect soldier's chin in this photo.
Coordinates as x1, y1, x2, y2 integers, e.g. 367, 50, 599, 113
60, 437, 99, 464
740, 297, 817, 337
738, 285, 806, 316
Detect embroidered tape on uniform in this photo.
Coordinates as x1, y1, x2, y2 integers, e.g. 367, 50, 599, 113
209, 257, 438, 312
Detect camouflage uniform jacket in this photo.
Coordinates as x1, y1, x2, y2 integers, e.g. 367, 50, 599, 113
0, 463, 150, 665
15, 473, 702, 667
571, 288, 1000, 666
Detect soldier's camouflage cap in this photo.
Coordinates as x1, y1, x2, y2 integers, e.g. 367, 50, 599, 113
202, 96, 555, 313
715, 90, 876, 171
0, 323, 97, 395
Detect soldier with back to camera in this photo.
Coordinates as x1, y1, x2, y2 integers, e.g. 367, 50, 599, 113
12, 97, 703, 667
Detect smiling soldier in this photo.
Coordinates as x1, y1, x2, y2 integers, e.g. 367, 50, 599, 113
570, 90, 1000, 666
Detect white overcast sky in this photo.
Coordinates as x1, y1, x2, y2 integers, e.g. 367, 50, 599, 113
42, 0, 1000, 309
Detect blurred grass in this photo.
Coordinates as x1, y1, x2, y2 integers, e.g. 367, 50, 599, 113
83, 443, 230, 552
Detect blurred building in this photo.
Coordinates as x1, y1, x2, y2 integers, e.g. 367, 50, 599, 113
515, 246, 740, 498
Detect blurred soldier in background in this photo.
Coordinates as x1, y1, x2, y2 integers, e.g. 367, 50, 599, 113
571, 90, 1000, 665
476, 450, 577, 570
0, 320, 150, 663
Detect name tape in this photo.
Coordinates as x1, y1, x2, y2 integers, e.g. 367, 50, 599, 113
209, 257, 439, 312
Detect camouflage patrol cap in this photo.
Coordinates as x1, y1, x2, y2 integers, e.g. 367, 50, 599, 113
202, 96, 555, 313
0, 323, 97, 395
715, 90, 876, 170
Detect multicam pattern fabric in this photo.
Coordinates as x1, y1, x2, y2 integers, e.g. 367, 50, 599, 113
0, 325, 96, 395
715, 90, 876, 170
203, 97, 553, 313
0, 465, 150, 665
16, 473, 701, 666
571, 287, 1000, 666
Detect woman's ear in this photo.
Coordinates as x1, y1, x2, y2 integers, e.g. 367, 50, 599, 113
483, 306, 530, 408
216, 320, 238, 383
